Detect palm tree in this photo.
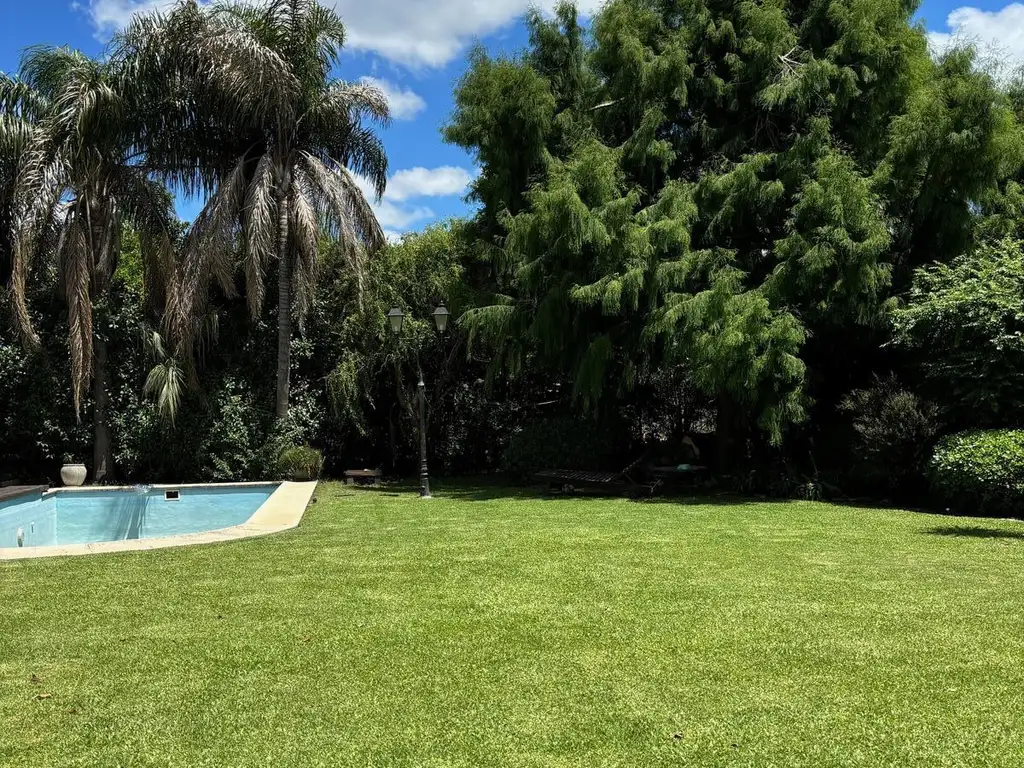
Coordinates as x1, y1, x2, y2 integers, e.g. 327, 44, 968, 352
1, 47, 175, 482
0, 73, 46, 289
117, 0, 390, 419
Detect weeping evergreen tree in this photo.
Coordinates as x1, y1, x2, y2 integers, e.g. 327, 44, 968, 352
977, 67, 1024, 243
447, 0, 1020, 461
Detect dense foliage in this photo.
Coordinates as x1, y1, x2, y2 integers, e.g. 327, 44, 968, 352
840, 375, 941, 499
450, 2, 1016, 449
501, 414, 630, 481
3, 0, 1024, 512
929, 430, 1024, 517
446, 0, 1021, 479
893, 238, 1024, 427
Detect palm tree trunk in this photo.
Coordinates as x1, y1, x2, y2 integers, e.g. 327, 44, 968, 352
92, 336, 113, 483
275, 179, 292, 420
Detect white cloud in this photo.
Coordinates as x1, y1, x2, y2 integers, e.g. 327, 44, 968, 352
335, 0, 608, 68
371, 199, 435, 230
384, 166, 474, 201
928, 4, 1024, 68
358, 77, 426, 120
86, 0, 606, 68
355, 165, 474, 235
88, 0, 175, 33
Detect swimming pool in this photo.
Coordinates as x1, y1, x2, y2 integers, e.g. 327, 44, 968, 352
0, 484, 279, 549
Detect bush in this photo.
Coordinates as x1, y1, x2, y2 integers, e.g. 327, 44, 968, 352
840, 375, 941, 498
501, 414, 629, 481
929, 430, 1024, 517
278, 445, 324, 481
892, 238, 1024, 426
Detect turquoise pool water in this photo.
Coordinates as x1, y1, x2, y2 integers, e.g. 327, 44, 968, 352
0, 485, 278, 549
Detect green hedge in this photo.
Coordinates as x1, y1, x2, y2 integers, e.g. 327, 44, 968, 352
928, 430, 1024, 517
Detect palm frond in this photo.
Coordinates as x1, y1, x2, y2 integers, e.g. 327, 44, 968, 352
0, 109, 38, 292
166, 152, 249, 368
241, 153, 276, 319
0, 73, 50, 120
183, 153, 249, 295
289, 166, 320, 324
0, 113, 35, 161
300, 151, 383, 250
143, 328, 184, 425
18, 46, 95, 101
117, 170, 177, 311
315, 81, 390, 126
60, 206, 94, 418
306, 81, 390, 196
7, 147, 70, 347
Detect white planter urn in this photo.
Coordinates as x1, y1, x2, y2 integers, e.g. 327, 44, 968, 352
60, 463, 87, 487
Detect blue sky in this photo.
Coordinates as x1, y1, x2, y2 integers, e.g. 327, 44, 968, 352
2, 0, 1021, 237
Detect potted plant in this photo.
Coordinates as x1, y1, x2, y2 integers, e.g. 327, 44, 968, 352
60, 455, 87, 487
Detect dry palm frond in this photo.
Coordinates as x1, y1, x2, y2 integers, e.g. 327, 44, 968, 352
299, 151, 383, 249
306, 80, 389, 198
290, 167, 320, 325
8, 148, 70, 347
3, 44, 173, 419
60, 207, 94, 417
165, 153, 249, 376
242, 153, 277, 318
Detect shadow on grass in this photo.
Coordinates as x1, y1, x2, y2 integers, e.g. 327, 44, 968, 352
633, 491, 760, 507
327, 478, 1024, 520
925, 525, 1024, 541
424, 477, 758, 506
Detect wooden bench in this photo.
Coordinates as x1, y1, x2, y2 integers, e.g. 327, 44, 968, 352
344, 469, 383, 486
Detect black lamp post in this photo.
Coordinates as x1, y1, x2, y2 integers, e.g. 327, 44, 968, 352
387, 304, 450, 498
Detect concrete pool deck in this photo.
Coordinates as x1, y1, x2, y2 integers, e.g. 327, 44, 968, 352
0, 481, 317, 560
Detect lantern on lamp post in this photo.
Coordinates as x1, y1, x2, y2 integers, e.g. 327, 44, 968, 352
388, 305, 450, 498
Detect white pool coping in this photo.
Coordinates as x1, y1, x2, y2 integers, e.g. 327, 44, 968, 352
0, 481, 317, 560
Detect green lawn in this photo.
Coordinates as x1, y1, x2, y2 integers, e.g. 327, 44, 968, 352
2, 483, 1023, 767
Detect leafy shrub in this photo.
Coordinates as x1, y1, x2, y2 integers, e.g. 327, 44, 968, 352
929, 430, 1024, 517
892, 238, 1024, 426
278, 445, 324, 481
840, 375, 941, 498
0, 314, 91, 482
194, 377, 275, 481
501, 414, 628, 481
721, 461, 842, 500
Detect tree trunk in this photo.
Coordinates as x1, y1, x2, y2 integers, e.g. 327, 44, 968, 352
275, 182, 292, 420
92, 337, 113, 483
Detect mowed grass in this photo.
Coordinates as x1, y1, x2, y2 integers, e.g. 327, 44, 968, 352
2, 483, 1024, 767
